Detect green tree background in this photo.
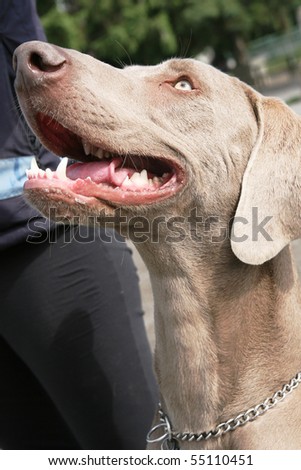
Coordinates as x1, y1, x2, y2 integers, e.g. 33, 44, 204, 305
36, 0, 301, 71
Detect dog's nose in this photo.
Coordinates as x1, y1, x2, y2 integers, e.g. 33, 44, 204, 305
13, 41, 67, 88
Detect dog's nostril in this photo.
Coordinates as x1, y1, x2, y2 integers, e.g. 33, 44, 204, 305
29, 51, 66, 73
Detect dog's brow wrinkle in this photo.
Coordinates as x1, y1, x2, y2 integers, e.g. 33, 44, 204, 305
166, 59, 195, 75
222, 154, 231, 176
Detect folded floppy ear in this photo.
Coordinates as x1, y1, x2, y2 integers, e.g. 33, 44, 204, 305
231, 88, 301, 265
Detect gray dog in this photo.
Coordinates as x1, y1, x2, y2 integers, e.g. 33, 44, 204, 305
14, 41, 301, 449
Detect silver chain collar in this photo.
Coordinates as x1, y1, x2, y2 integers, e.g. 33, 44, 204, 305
147, 371, 301, 450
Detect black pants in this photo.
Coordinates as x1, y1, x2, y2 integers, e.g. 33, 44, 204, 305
0, 226, 157, 449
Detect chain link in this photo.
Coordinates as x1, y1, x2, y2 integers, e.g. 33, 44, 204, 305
147, 371, 301, 448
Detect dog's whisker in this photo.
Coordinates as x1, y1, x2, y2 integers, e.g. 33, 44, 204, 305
114, 41, 132, 66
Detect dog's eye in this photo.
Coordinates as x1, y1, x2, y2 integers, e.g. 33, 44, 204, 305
173, 79, 193, 91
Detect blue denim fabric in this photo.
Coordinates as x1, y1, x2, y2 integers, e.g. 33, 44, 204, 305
0, 156, 33, 199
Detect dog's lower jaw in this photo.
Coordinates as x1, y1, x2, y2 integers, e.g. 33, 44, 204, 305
139, 241, 301, 450
24, 186, 119, 224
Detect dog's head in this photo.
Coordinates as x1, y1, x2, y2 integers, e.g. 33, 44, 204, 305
14, 41, 301, 265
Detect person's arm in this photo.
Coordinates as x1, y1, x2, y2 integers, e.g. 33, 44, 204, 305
0, 0, 47, 54
0, 0, 58, 249
0, 0, 58, 167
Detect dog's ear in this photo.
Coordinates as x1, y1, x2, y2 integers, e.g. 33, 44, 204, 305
231, 87, 301, 265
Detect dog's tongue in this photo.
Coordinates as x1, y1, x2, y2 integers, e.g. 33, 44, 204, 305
66, 158, 133, 186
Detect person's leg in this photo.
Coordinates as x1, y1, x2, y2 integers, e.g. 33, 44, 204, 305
0, 335, 80, 449
0, 226, 157, 449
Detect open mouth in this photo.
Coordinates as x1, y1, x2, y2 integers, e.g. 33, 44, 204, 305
24, 113, 186, 206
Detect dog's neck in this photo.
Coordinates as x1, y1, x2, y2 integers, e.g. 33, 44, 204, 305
136, 237, 301, 443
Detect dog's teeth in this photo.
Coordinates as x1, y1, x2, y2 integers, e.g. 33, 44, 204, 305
46, 168, 53, 179
130, 171, 147, 187
95, 148, 104, 158
30, 157, 39, 173
153, 176, 163, 184
122, 176, 131, 187
38, 169, 45, 178
82, 140, 91, 155
82, 140, 108, 159
129, 170, 149, 187
148, 178, 154, 185
56, 157, 68, 179
140, 169, 148, 183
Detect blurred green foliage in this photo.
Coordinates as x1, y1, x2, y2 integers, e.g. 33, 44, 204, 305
36, 0, 301, 69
